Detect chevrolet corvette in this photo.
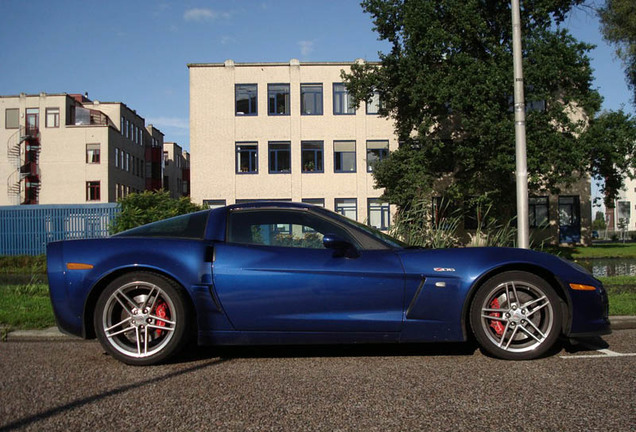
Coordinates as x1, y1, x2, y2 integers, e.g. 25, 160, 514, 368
47, 202, 610, 365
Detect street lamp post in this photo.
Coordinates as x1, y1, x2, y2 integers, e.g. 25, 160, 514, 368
512, 0, 530, 249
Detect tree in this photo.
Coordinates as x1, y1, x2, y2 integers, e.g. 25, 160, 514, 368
343, 0, 603, 211
592, 211, 606, 230
599, 0, 636, 105
580, 109, 636, 207
112, 190, 203, 233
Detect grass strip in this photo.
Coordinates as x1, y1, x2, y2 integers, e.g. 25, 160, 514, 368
0, 284, 55, 330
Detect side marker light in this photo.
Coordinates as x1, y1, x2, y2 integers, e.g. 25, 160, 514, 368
66, 263, 94, 270
569, 283, 596, 291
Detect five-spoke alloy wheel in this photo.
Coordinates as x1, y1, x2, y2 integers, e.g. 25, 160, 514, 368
94, 272, 191, 365
470, 271, 562, 360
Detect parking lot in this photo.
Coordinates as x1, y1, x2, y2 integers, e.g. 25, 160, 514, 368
1, 330, 634, 432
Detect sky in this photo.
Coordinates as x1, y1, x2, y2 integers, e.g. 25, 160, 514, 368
0, 0, 632, 154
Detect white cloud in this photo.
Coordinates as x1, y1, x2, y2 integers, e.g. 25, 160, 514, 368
298, 40, 314, 57
183, 8, 230, 22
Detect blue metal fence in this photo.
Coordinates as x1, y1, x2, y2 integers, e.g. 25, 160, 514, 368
0, 204, 120, 256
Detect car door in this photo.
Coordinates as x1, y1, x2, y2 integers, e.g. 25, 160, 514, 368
212, 208, 405, 333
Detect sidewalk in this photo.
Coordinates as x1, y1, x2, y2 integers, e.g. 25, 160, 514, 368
3, 316, 636, 341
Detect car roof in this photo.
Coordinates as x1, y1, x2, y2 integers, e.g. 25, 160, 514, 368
225, 201, 316, 211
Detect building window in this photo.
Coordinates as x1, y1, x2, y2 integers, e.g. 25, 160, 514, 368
203, 199, 227, 209
46, 108, 60, 128
302, 198, 325, 207
86, 143, 100, 164
301, 141, 323, 173
115, 148, 119, 168
121, 117, 125, 135
86, 181, 100, 201
366, 140, 389, 172
368, 199, 390, 231
333, 83, 355, 115
335, 198, 357, 220
5, 108, 19, 129
301, 83, 323, 115
269, 141, 291, 173
366, 91, 382, 114
334, 140, 356, 172
268, 84, 290, 115
236, 84, 258, 115
236, 142, 258, 173
529, 196, 549, 228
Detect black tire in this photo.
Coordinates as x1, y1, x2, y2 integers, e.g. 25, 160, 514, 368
94, 272, 192, 366
470, 271, 562, 360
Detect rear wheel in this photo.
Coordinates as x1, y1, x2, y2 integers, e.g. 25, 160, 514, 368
470, 271, 562, 360
94, 272, 191, 365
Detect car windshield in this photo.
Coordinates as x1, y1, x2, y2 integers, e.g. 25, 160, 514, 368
313, 207, 407, 249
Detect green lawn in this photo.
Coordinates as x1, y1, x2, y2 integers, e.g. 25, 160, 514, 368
0, 283, 55, 330
541, 243, 636, 260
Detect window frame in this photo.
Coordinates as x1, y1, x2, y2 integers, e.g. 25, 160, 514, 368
268, 141, 292, 174
301, 141, 324, 173
86, 143, 100, 164
529, 196, 550, 228
368, 199, 390, 231
335, 198, 358, 221
366, 91, 382, 115
268, 83, 291, 116
235, 84, 258, 116
5, 108, 19, 129
300, 83, 323, 115
333, 83, 355, 115
366, 140, 389, 172
334, 140, 356, 173
46, 107, 60, 128
235, 142, 259, 174
86, 181, 101, 201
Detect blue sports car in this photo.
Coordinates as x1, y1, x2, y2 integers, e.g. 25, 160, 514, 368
47, 202, 610, 365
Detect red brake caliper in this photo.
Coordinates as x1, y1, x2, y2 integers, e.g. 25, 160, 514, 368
154, 302, 168, 337
489, 298, 505, 336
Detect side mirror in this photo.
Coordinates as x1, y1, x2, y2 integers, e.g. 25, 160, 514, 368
322, 234, 359, 258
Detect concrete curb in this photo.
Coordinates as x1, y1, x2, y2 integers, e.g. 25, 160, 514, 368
3, 317, 636, 342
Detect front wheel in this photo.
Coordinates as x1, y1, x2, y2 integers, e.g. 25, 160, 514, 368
470, 271, 562, 360
94, 272, 192, 365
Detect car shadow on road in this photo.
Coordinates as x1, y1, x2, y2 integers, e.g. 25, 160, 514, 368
174, 341, 480, 363
560, 336, 610, 354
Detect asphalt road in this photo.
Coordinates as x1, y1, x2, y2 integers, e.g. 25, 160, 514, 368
0, 331, 634, 432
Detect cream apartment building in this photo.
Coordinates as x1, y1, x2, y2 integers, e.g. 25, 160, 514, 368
0, 93, 164, 205
189, 59, 395, 229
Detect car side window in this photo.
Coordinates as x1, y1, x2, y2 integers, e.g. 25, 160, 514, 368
227, 209, 355, 249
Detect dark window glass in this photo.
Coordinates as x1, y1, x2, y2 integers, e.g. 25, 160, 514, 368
236, 143, 258, 173
86, 181, 100, 201
268, 84, 290, 115
529, 196, 549, 228
236, 84, 258, 115
115, 210, 209, 239
269, 142, 291, 173
301, 141, 323, 173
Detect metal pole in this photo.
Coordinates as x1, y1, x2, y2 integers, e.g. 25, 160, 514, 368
512, 0, 529, 249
